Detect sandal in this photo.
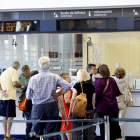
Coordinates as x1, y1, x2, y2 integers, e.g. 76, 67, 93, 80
6, 136, 16, 140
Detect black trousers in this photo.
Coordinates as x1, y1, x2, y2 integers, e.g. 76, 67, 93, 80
98, 111, 121, 140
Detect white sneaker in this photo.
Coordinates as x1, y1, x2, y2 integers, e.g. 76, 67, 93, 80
121, 136, 126, 140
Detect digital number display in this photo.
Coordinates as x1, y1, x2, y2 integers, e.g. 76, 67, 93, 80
0, 22, 3, 32
0, 21, 40, 32
57, 19, 117, 31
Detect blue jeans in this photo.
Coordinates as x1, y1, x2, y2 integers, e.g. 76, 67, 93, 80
25, 112, 32, 139
31, 102, 59, 140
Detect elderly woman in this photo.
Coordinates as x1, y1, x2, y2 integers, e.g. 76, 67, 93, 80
115, 67, 130, 139
69, 69, 97, 140
95, 65, 122, 140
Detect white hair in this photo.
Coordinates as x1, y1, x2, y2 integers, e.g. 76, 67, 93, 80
77, 69, 90, 82
38, 56, 50, 70
11, 61, 20, 70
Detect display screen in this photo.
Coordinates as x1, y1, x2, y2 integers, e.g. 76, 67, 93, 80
57, 19, 117, 31
0, 21, 40, 32
0, 22, 3, 32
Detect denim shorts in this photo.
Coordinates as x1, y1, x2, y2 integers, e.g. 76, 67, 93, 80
0, 100, 16, 117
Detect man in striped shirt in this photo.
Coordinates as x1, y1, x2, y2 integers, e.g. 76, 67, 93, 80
26, 56, 71, 140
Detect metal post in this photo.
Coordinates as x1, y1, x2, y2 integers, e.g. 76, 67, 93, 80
104, 116, 110, 140
40, 136, 44, 140
87, 42, 89, 65
81, 122, 84, 140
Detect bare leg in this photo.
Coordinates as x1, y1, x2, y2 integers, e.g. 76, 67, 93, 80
61, 133, 66, 140
3, 117, 7, 136
67, 132, 72, 140
7, 117, 14, 137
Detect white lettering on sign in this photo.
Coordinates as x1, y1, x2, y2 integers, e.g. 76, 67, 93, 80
59, 11, 86, 18
61, 15, 72, 17
60, 12, 69, 14
94, 10, 112, 16
74, 11, 86, 14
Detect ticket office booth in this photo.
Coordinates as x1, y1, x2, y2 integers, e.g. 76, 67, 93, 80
0, 8, 140, 138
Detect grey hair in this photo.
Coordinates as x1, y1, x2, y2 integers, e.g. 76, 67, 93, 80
38, 57, 50, 70
11, 61, 20, 70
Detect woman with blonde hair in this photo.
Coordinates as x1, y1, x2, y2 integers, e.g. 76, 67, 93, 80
69, 69, 97, 140
115, 67, 130, 139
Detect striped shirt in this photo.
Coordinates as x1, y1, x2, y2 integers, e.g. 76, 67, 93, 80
26, 70, 71, 105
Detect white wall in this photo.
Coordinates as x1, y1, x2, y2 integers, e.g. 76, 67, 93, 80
0, 0, 140, 10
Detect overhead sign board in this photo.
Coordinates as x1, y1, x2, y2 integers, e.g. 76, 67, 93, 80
123, 8, 140, 17
44, 9, 122, 20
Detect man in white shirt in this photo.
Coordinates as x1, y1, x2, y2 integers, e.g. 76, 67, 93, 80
86, 63, 98, 140
86, 64, 97, 84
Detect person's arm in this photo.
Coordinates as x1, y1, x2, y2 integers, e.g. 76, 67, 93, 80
92, 93, 96, 109
120, 92, 124, 95
64, 91, 71, 104
52, 75, 71, 99
0, 76, 7, 96
58, 95, 68, 127
52, 89, 67, 99
12, 70, 22, 88
26, 80, 33, 100
0, 84, 2, 91
57, 76, 71, 92
95, 80, 104, 101
0, 84, 7, 96
68, 89, 77, 118
13, 81, 22, 88
19, 75, 24, 86
115, 81, 122, 97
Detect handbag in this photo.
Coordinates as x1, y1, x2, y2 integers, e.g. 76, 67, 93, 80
125, 80, 134, 107
103, 78, 109, 94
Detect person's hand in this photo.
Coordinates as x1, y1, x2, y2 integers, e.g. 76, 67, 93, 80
52, 93, 59, 99
63, 119, 69, 127
68, 112, 72, 119
1, 90, 8, 97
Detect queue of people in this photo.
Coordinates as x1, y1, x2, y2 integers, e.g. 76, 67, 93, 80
0, 56, 130, 140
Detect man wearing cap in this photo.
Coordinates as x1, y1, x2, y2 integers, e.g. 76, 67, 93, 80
19, 65, 30, 87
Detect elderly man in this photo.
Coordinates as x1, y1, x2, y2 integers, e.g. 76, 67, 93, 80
19, 65, 30, 87
26, 56, 71, 140
0, 61, 22, 140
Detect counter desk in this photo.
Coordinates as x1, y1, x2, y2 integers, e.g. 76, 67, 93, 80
0, 90, 140, 137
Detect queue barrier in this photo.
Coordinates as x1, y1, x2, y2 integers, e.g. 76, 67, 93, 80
1, 117, 140, 140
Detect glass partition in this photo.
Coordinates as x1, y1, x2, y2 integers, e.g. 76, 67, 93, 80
0, 32, 140, 89
86, 32, 140, 89
0, 34, 83, 76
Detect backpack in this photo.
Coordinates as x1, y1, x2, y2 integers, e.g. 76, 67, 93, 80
71, 83, 87, 117
18, 91, 27, 111
18, 85, 32, 112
